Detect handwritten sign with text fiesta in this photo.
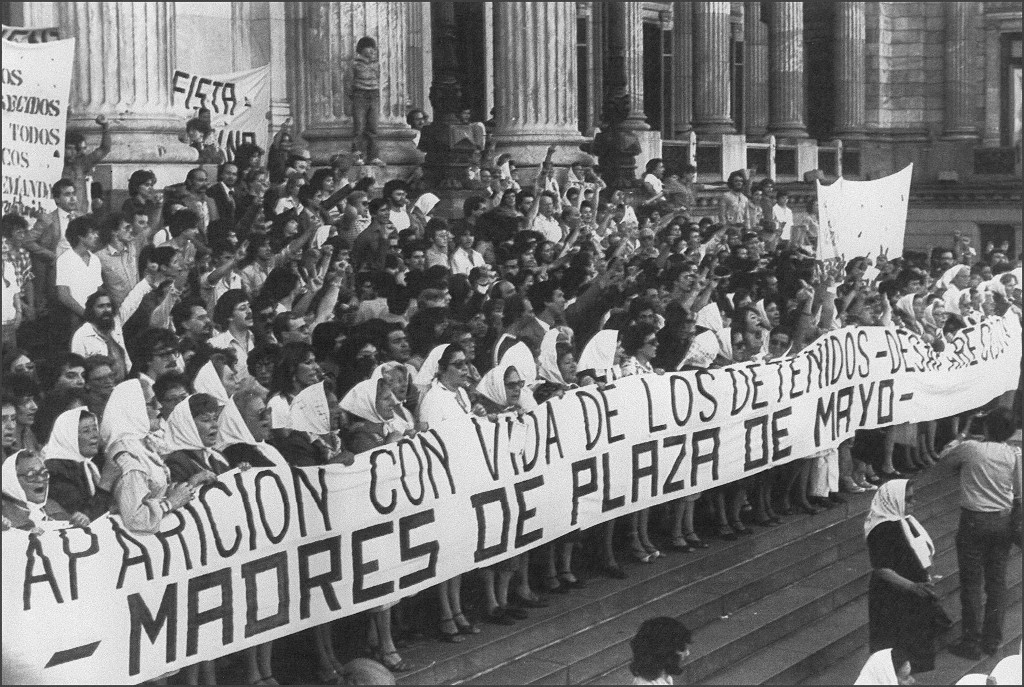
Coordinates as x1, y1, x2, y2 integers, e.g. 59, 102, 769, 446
2, 317, 1020, 684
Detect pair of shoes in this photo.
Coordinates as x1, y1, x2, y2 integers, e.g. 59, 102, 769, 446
374, 650, 414, 673
557, 571, 586, 589
668, 536, 693, 553
600, 563, 628, 579
438, 617, 467, 643
729, 521, 754, 536
484, 608, 516, 626
512, 592, 548, 609
501, 604, 529, 620
948, 640, 983, 660
641, 541, 662, 559
840, 477, 866, 494
630, 540, 655, 563
684, 533, 710, 549
544, 574, 569, 594
798, 501, 823, 515
453, 611, 481, 635
717, 524, 738, 541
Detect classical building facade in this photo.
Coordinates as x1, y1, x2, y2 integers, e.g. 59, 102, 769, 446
2, 1, 1021, 253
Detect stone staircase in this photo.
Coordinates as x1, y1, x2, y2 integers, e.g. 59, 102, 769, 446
394, 460, 1022, 685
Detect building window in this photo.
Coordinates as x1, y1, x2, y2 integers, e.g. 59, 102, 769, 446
978, 224, 1019, 261
643, 19, 674, 139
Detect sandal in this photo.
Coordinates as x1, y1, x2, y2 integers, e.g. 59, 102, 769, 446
684, 532, 709, 549
438, 617, 466, 643
375, 650, 413, 673
668, 536, 693, 553
630, 539, 654, 563
453, 611, 481, 634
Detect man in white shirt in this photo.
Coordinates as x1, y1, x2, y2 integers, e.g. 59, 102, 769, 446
55, 216, 103, 319
449, 227, 485, 275
209, 289, 255, 378
531, 192, 564, 244
70, 290, 132, 381
383, 180, 412, 233
772, 189, 795, 241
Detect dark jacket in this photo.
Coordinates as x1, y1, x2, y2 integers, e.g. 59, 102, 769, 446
47, 458, 112, 521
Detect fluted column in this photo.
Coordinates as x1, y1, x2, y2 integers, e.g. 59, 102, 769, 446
692, 2, 735, 134
492, 2, 586, 162
56, 2, 195, 162
297, 2, 419, 163
671, 2, 693, 136
743, 1, 769, 136
943, 2, 978, 139
767, 1, 807, 138
616, 2, 648, 131
833, 2, 866, 138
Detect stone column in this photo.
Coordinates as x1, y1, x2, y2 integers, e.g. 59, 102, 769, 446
55, 2, 195, 162
833, 2, 866, 138
692, 2, 734, 134
671, 2, 693, 136
492, 2, 586, 163
609, 1, 648, 131
743, 1, 769, 136
943, 2, 978, 139
767, 1, 807, 138
296, 2, 419, 164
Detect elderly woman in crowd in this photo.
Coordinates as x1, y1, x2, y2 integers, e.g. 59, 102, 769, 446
2, 449, 74, 531
43, 406, 111, 522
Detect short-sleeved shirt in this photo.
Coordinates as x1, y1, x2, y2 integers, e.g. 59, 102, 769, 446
943, 439, 1022, 513
56, 248, 103, 309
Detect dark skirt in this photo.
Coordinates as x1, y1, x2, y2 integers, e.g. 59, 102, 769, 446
868, 573, 940, 673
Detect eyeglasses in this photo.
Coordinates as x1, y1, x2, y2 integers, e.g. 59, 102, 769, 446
504, 380, 525, 389
18, 467, 49, 481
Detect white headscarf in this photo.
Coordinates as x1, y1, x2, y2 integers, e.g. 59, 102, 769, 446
2, 450, 57, 529
165, 394, 230, 472
43, 407, 101, 497
414, 193, 440, 217
577, 329, 618, 374
988, 654, 1022, 685
538, 329, 567, 385
193, 361, 255, 451
413, 344, 450, 395
193, 361, 229, 403
289, 381, 331, 434
954, 674, 989, 685
678, 329, 723, 369
943, 284, 963, 316
864, 479, 934, 570
896, 293, 918, 326
101, 379, 151, 451
854, 649, 899, 686
937, 264, 969, 290
491, 333, 519, 369
695, 302, 724, 333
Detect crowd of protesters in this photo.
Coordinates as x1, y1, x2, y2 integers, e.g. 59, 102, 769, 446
2, 95, 1022, 684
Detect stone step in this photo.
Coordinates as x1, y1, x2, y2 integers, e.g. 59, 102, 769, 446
393, 465, 958, 685
701, 555, 1022, 685
582, 500, 968, 687
798, 592, 1023, 685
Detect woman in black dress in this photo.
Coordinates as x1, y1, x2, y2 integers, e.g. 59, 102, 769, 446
865, 479, 941, 673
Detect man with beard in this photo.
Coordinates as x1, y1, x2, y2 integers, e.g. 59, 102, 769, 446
718, 170, 756, 231
71, 290, 132, 381
383, 179, 411, 233
208, 162, 240, 226
130, 327, 183, 387
179, 167, 218, 237
171, 299, 215, 348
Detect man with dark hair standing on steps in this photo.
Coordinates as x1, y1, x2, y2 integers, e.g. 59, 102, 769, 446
941, 407, 1022, 660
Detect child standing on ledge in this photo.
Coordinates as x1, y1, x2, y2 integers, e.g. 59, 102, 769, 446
351, 36, 384, 167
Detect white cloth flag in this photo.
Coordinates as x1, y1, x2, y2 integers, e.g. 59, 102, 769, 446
816, 164, 913, 262
170, 65, 271, 161
1, 37, 75, 214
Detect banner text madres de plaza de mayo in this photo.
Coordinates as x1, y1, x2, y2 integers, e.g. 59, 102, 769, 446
2, 316, 1020, 684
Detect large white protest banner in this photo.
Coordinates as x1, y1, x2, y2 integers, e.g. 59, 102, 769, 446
2, 23, 60, 43
816, 164, 914, 263
0, 37, 75, 214
171, 65, 270, 162
3, 317, 1020, 684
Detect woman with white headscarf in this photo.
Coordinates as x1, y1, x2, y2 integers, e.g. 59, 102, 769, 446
102, 379, 206, 535
164, 393, 231, 483
576, 329, 623, 385
854, 647, 916, 685
269, 380, 352, 467
339, 374, 420, 673
43, 406, 111, 523
2, 449, 72, 532
416, 343, 479, 644
865, 480, 944, 674
534, 329, 579, 402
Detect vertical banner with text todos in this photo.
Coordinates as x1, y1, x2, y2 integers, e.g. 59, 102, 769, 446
1, 37, 75, 214
1, 317, 1021, 684
816, 164, 914, 263
170, 65, 270, 162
